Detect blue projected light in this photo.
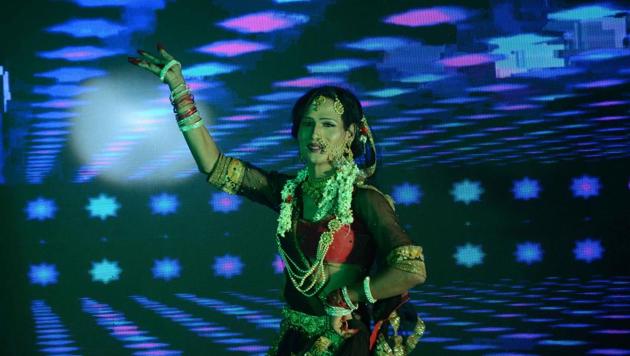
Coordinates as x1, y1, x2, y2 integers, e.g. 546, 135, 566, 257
38, 46, 120, 61
573, 238, 604, 263
272, 254, 285, 274
150, 193, 179, 215
515, 242, 543, 265
213, 254, 244, 279
342, 36, 417, 51
570, 175, 601, 199
513, 177, 541, 200
391, 182, 422, 206
47, 19, 125, 38
366, 88, 414, 98
210, 192, 242, 213
451, 179, 484, 205
152, 257, 181, 281
453, 243, 485, 268
306, 59, 371, 73
29, 263, 59, 286
25, 197, 58, 221
548, 5, 624, 21
86, 193, 120, 220
89, 259, 122, 284
35, 67, 107, 82
182, 62, 239, 78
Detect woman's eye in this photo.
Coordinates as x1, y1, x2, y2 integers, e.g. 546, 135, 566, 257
324, 123, 335, 127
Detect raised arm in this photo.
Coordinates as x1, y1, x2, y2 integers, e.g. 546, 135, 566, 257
128, 44, 219, 174
128, 45, 292, 211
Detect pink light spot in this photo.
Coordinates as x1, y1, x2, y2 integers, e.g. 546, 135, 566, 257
221, 115, 262, 121
384, 7, 468, 27
65, 51, 93, 59
218, 11, 308, 33
198, 40, 270, 57
274, 76, 343, 88
440, 54, 496, 68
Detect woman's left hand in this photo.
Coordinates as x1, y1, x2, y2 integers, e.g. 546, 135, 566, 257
330, 314, 360, 338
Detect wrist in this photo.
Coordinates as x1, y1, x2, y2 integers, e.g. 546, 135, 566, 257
167, 74, 185, 90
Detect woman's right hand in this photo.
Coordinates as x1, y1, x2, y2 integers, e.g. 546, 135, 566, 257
128, 43, 185, 88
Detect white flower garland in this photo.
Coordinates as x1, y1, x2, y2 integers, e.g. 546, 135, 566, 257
275, 160, 363, 296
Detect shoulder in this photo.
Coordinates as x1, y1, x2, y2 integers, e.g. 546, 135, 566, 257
353, 182, 396, 212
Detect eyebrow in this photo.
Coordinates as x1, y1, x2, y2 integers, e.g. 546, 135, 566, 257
303, 116, 340, 122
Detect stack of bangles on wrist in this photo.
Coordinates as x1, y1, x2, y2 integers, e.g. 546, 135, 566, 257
170, 83, 205, 132
323, 278, 377, 317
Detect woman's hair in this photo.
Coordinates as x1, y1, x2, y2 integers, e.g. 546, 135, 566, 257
291, 85, 366, 157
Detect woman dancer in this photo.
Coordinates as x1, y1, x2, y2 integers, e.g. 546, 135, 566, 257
129, 45, 427, 355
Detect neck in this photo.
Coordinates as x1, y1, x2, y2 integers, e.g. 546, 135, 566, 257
307, 162, 335, 179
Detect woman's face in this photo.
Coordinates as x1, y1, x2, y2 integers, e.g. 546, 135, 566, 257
297, 96, 354, 168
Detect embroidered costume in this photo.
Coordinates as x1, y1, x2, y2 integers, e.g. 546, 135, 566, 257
207, 153, 425, 355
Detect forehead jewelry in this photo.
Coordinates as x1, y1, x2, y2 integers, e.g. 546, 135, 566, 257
311, 95, 345, 116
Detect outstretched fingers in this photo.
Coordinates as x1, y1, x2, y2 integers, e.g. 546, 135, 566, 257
137, 49, 163, 66
128, 57, 161, 75
157, 43, 175, 61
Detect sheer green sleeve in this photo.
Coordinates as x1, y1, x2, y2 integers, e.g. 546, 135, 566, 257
206, 153, 293, 213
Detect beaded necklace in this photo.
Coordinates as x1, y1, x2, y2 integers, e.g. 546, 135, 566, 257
276, 160, 363, 296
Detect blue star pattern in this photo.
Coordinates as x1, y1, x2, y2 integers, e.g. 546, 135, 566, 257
573, 238, 604, 263
89, 259, 122, 284
454, 243, 485, 268
25, 197, 58, 221
391, 182, 422, 206
272, 254, 285, 274
451, 179, 484, 205
513, 177, 541, 200
570, 175, 601, 199
86, 193, 120, 220
152, 257, 181, 281
210, 192, 243, 213
150, 193, 179, 215
29, 263, 59, 286
212, 254, 244, 279
515, 241, 543, 265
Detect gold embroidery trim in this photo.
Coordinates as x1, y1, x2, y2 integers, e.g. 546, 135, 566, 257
386, 245, 425, 274
207, 153, 246, 195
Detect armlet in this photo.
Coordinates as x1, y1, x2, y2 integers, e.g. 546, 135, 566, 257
386, 245, 425, 274
207, 153, 246, 195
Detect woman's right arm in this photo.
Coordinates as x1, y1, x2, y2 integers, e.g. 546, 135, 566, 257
128, 45, 291, 211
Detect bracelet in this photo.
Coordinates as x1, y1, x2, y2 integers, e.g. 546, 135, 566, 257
341, 287, 358, 311
171, 89, 192, 104
363, 276, 377, 304
177, 112, 201, 126
160, 59, 181, 82
176, 107, 198, 120
169, 82, 186, 97
179, 118, 205, 132
324, 305, 353, 317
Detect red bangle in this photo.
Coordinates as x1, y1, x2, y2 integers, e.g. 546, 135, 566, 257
172, 93, 194, 106
177, 107, 198, 121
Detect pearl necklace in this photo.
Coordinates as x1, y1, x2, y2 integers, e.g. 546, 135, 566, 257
276, 161, 362, 296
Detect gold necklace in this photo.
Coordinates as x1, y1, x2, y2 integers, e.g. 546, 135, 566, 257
301, 174, 333, 202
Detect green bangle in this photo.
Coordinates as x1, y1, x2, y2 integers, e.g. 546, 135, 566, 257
363, 276, 377, 304
341, 287, 358, 310
324, 305, 352, 317
179, 118, 205, 132
160, 59, 181, 82
177, 112, 201, 126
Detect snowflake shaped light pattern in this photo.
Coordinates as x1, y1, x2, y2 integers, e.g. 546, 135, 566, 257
25, 197, 58, 221
212, 254, 244, 278
573, 238, 604, 263
89, 259, 122, 284
453, 243, 485, 268
210, 192, 242, 213
29, 263, 59, 286
391, 182, 422, 206
152, 257, 181, 281
150, 193, 179, 215
513, 177, 541, 200
272, 254, 285, 274
451, 179, 484, 205
86, 193, 120, 220
570, 175, 601, 199
515, 242, 543, 265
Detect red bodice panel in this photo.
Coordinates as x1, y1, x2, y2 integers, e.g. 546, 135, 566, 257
296, 215, 375, 267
